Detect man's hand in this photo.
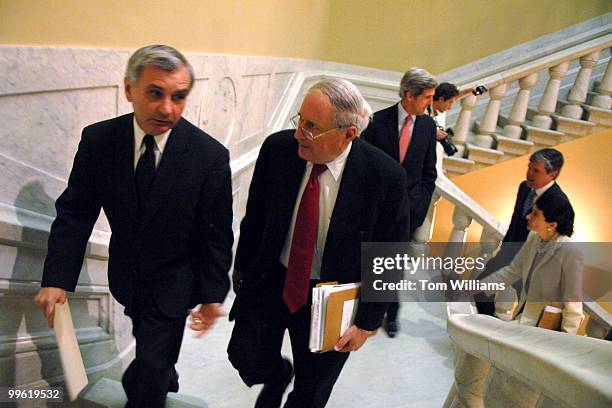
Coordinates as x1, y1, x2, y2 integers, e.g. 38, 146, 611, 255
232, 269, 244, 294
333, 325, 371, 353
436, 128, 448, 141
34, 287, 67, 328
188, 303, 225, 337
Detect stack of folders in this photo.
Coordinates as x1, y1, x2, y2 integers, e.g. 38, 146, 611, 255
309, 282, 360, 353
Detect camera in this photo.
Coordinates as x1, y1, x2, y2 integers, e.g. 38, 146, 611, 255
473, 85, 488, 96
438, 127, 458, 156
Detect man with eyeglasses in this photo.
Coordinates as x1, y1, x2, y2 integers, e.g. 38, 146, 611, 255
227, 78, 410, 408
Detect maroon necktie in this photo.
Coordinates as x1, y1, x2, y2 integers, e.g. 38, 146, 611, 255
283, 164, 328, 313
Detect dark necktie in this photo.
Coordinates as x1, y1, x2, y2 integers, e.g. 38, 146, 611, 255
135, 134, 156, 217
283, 164, 327, 313
522, 189, 537, 217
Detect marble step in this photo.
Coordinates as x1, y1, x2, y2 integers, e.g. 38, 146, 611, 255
524, 124, 565, 150
551, 113, 596, 141
465, 143, 504, 171
442, 156, 475, 178
493, 134, 534, 161
583, 104, 612, 132
79, 378, 206, 408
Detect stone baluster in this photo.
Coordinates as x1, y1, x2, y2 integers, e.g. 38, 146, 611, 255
448, 350, 491, 408
561, 50, 601, 119
412, 193, 442, 246
452, 94, 477, 145
478, 228, 501, 270
443, 208, 473, 278
475, 84, 507, 148
484, 367, 541, 408
592, 51, 611, 109
532, 61, 570, 129
502, 73, 539, 139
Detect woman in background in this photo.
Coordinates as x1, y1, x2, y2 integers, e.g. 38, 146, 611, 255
478, 189, 583, 334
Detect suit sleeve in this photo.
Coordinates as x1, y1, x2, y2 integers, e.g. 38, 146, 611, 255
481, 233, 533, 297
42, 130, 102, 290
354, 166, 410, 331
560, 245, 584, 334
414, 123, 437, 227
234, 138, 272, 276
196, 147, 233, 303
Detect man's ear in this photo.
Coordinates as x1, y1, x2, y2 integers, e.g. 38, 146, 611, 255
124, 77, 133, 102
345, 126, 357, 141
550, 170, 559, 180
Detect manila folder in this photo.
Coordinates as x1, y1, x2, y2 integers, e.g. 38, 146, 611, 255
321, 287, 360, 352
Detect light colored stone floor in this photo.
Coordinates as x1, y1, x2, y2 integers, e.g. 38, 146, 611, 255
174, 299, 454, 408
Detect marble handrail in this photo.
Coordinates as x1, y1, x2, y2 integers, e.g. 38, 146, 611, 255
459, 33, 612, 91
446, 313, 612, 408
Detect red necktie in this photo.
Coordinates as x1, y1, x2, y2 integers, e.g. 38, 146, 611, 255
399, 115, 413, 164
283, 164, 327, 313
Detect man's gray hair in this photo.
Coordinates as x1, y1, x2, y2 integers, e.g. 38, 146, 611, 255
309, 78, 372, 135
530, 148, 564, 176
125, 44, 195, 90
398, 67, 438, 98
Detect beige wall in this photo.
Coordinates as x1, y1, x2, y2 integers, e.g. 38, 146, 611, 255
1, 0, 610, 73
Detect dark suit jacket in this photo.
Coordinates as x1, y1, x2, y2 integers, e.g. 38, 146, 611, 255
42, 113, 233, 317
484, 181, 565, 273
361, 104, 437, 231
231, 130, 410, 331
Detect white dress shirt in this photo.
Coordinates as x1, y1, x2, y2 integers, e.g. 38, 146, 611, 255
397, 102, 416, 136
534, 180, 555, 198
279, 142, 353, 279
133, 118, 171, 170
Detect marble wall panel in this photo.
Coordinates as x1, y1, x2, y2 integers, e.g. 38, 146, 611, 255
232, 73, 271, 155
266, 72, 296, 130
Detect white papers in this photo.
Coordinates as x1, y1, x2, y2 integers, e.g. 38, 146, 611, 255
309, 282, 360, 352
340, 299, 358, 336
54, 300, 88, 401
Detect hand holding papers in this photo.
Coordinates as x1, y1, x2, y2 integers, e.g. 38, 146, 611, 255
53, 300, 88, 401
309, 282, 371, 353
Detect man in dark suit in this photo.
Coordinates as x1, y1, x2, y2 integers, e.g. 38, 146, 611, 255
227, 79, 410, 408
475, 148, 565, 315
34, 45, 233, 407
361, 67, 438, 337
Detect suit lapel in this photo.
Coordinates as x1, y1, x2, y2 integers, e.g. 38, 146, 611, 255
141, 119, 190, 229
112, 115, 138, 223
272, 141, 307, 248
321, 141, 365, 271
384, 106, 400, 161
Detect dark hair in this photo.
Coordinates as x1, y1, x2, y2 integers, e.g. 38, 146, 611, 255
434, 82, 459, 101
529, 148, 564, 176
535, 190, 574, 237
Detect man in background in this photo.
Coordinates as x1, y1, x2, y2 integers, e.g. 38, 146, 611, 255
361, 67, 438, 337
475, 148, 566, 315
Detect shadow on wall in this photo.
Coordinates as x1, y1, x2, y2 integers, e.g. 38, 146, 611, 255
2, 181, 94, 390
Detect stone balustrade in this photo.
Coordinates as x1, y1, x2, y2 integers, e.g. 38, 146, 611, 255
444, 33, 611, 175
444, 312, 612, 408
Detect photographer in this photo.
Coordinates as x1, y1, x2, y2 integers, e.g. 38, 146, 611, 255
428, 83, 485, 157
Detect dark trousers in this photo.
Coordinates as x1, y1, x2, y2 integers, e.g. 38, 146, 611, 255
122, 288, 185, 408
228, 263, 350, 408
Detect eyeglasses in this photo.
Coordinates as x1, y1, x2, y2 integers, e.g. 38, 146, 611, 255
290, 113, 343, 141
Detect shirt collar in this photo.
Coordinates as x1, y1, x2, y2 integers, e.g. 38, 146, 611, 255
133, 117, 171, 153
535, 180, 555, 196
398, 102, 416, 126
306, 141, 353, 182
